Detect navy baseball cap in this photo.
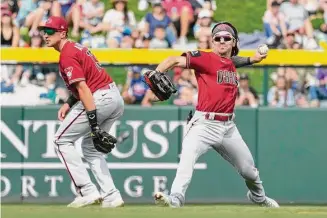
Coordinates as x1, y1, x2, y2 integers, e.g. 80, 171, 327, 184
129, 66, 142, 73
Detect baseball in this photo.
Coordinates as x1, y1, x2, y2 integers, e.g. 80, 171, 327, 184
258, 44, 269, 55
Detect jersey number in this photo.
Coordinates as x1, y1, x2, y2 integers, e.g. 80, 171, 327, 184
74, 43, 103, 72
86, 50, 103, 72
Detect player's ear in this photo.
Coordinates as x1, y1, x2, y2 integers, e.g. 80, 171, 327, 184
232, 39, 236, 47
60, 31, 68, 39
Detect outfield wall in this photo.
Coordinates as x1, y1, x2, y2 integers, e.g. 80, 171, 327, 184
1, 106, 326, 204
1, 48, 327, 66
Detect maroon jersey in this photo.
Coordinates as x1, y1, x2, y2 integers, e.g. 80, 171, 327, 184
183, 51, 238, 113
59, 41, 113, 98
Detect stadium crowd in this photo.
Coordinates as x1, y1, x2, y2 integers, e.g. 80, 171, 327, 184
1, 0, 327, 108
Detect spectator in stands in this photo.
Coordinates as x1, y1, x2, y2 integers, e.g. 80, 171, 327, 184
39, 72, 58, 103
149, 26, 169, 48
197, 35, 211, 49
1, 9, 19, 47
235, 73, 259, 108
279, 32, 303, 49
24, 0, 61, 37
1, 0, 19, 17
308, 68, 327, 106
300, 0, 320, 15
263, 1, 288, 48
132, 29, 145, 48
189, 0, 217, 15
13, 0, 37, 28
173, 69, 198, 106
319, 0, 327, 33
143, 2, 176, 47
56, 0, 81, 37
267, 0, 285, 9
90, 0, 136, 48
268, 75, 296, 107
39, 72, 68, 104
193, 9, 214, 40
138, 0, 161, 11
80, 0, 104, 32
29, 31, 43, 47
162, 0, 194, 46
122, 66, 149, 104
79, 0, 106, 48
280, 0, 318, 49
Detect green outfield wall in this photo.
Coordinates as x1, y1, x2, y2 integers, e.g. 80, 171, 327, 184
1, 106, 326, 204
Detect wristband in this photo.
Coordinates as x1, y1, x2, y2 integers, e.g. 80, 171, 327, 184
86, 109, 98, 130
66, 95, 78, 107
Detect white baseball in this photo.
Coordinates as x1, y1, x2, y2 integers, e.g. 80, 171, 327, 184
258, 44, 269, 55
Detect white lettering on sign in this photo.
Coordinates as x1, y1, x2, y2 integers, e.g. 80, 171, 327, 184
0, 120, 32, 158
152, 176, 168, 196
1, 120, 60, 159
1, 176, 11, 197
21, 176, 39, 197
44, 175, 63, 197
143, 121, 169, 159
124, 176, 143, 198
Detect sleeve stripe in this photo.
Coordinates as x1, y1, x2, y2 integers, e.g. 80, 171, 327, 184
69, 78, 85, 85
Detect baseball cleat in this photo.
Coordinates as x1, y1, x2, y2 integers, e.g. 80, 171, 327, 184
101, 198, 125, 208
67, 192, 102, 208
247, 191, 280, 208
154, 192, 171, 207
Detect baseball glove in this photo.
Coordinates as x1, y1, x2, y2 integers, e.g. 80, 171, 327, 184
91, 127, 117, 154
144, 70, 177, 101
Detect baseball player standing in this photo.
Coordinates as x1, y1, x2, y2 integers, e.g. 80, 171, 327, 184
38, 16, 124, 208
153, 22, 279, 208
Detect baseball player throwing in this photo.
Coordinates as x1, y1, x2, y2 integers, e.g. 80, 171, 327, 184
145, 22, 279, 208
38, 16, 124, 208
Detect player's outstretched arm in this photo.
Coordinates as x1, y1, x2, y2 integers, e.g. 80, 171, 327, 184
232, 44, 269, 68
155, 56, 187, 73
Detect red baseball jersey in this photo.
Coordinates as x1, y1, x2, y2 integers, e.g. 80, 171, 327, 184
183, 51, 238, 113
59, 41, 113, 98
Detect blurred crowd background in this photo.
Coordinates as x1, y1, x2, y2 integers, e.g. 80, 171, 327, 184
1, 0, 327, 108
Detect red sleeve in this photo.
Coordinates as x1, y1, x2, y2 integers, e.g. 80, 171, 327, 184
182, 51, 207, 73
61, 54, 85, 85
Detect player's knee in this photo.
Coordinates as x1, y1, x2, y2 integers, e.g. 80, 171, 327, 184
238, 165, 258, 181
53, 137, 60, 147
53, 136, 64, 149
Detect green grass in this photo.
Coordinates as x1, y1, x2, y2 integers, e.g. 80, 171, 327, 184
2, 205, 327, 218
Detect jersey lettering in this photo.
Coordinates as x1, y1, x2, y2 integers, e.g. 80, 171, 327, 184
217, 70, 239, 86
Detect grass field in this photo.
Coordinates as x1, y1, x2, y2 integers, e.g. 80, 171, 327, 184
2, 205, 327, 218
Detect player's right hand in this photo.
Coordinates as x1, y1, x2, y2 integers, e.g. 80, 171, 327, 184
58, 103, 70, 121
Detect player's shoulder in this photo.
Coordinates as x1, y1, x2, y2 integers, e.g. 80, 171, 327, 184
60, 41, 81, 60
182, 50, 209, 58
65, 41, 84, 53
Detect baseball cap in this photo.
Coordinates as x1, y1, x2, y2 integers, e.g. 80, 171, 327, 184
38, 16, 68, 31
129, 66, 142, 74
198, 9, 212, 19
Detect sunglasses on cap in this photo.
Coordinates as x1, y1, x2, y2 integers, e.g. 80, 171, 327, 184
213, 35, 234, 42
40, 28, 58, 36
